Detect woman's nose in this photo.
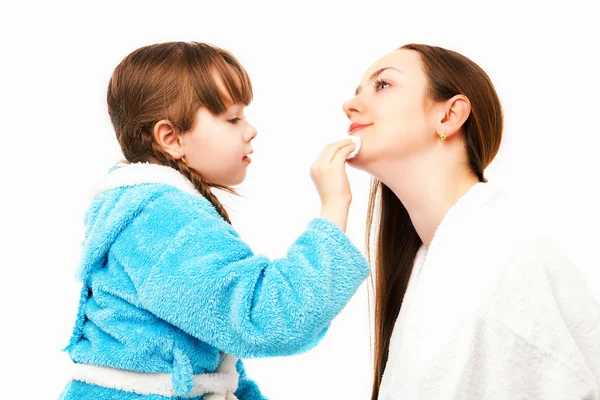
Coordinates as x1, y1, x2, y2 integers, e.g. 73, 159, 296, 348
343, 96, 361, 119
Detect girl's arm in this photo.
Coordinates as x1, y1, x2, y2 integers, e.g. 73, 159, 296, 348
115, 192, 370, 358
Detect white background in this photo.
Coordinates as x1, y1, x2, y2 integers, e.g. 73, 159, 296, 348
1, 1, 599, 399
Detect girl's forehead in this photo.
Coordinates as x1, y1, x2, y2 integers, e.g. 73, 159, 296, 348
209, 66, 252, 106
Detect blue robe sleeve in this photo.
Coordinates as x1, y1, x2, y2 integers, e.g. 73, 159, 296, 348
114, 193, 370, 358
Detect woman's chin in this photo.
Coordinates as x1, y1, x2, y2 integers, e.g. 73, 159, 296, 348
346, 154, 369, 171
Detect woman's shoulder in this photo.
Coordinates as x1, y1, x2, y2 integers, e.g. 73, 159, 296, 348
430, 186, 579, 311
458, 202, 570, 286
449, 195, 593, 328
453, 183, 554, 258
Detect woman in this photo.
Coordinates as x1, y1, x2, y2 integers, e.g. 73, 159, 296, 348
344, 44, 600, 399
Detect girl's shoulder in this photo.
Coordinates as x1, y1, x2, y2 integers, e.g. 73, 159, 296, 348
91, 162, 225, 221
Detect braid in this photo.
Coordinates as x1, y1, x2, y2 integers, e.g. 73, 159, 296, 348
174, 159, 232, 224
146, 140, 233, 224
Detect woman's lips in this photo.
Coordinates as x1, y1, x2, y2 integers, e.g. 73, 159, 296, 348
348, 123, 373, 135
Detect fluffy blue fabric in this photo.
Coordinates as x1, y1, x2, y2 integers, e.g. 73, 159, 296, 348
61, 167, 370, 399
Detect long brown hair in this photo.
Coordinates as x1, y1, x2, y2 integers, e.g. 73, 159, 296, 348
368, 44, 503, 399
107, 42, 253, 223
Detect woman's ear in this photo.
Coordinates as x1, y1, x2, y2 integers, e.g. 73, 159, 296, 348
153, 119, 184, 159
437, 94, 471, 139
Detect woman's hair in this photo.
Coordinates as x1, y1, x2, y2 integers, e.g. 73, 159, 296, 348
368, 44, 503, 399
107, 42, 253, 223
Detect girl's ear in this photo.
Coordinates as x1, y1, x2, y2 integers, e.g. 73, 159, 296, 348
153, 120, 184, 159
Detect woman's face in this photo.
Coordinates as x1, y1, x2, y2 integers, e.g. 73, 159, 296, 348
343, 49, 441, 172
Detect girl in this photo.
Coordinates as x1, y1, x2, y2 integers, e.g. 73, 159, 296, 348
59, 42, 369, 399
343, 44, 600, 399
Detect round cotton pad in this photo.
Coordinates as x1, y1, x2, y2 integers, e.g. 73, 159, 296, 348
346, 136, 362, 160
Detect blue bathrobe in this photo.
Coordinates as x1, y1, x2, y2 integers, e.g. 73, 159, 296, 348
59, 163, 370, 399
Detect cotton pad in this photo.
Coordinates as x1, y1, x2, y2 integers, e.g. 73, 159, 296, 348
346, 135, 361, 160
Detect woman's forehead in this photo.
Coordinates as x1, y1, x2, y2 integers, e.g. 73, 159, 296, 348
361, 49, 421, 82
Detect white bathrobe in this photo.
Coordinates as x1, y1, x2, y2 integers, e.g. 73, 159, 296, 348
378, 182, 600, 399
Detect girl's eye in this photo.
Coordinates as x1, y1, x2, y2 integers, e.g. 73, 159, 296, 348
374, 79, 390, 91
228, 117, 241, 125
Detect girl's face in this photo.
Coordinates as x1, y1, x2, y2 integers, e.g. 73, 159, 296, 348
182, 104, 257, 186
342, 49, 441, 173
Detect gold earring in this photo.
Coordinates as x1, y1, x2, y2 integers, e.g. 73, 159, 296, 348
440, 132, 447, 141
179, 154, 186, 163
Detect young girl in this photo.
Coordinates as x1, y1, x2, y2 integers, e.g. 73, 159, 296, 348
59, 41, 368, 400
344, 44, 600, 399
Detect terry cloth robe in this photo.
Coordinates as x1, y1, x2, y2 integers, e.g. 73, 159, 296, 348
59, 162, 370, 400
378, 182, 600, 399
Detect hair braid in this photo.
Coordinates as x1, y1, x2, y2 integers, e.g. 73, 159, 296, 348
174, 159, 232, 224
147, 140, 233, 224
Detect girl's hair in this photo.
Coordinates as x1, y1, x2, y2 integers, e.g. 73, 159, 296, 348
107, 42, 253, 223
368, 44, 503, 399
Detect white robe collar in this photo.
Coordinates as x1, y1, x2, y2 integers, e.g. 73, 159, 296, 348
94, 162, 199, 198
416, 182, 504, 274
433, 182, 503, 244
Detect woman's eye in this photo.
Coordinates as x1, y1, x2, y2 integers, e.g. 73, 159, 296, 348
374, 79, 390, 91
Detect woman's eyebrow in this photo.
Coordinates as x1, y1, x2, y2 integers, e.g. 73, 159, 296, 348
355, 67, 402, 95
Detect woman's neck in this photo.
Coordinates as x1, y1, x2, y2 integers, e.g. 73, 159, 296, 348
372, 149, 479, 249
